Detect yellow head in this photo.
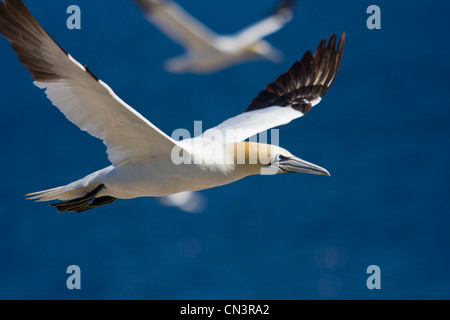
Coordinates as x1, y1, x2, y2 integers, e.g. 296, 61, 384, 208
233, 142, 330, 176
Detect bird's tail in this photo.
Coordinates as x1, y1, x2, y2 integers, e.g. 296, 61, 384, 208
25, 167, 116, 213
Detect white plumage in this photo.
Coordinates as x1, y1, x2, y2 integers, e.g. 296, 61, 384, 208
0, 0, 345, 212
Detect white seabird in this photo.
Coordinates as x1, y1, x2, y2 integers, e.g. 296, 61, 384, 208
0, 0, 345, 213
133, 0, 295, 73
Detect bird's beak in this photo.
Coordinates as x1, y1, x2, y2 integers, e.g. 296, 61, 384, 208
276, 157, 330, 176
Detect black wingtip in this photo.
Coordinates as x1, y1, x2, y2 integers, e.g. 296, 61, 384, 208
246, 32, 346, 114
337, 32, 346, 56
0, 0, 72, 82
276, 0, 296, 12
273, 0, 296, 19
133, 0, 162, 14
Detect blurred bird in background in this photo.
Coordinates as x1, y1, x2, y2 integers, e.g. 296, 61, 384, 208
133, 0, 296, 73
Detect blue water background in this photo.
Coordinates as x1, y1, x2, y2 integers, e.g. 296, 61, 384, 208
0, 0, 449, 299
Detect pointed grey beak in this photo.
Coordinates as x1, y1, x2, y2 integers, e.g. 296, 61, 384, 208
276, 157, 330, 176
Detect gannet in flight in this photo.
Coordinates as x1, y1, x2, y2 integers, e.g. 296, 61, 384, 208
0, 0, 345, 213
133, 0, 296, 73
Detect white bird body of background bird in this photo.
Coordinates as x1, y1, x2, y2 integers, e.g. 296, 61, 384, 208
133, 0, 295, 73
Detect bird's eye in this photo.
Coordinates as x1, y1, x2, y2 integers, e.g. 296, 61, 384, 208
275, 154, 288, 162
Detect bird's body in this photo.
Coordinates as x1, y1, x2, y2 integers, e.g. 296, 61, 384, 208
0, 0, 345, 213
36, 141, 285, 200
134, 0, 295, 73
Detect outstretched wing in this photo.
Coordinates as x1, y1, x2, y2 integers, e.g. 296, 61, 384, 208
134, 0, 219, 52
232, 0, 295, 47
203, 32, 346, 143
0, 0, 179, 166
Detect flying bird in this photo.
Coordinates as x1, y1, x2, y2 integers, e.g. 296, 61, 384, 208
133, 0, 296, 73
0, 0, 345, 213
